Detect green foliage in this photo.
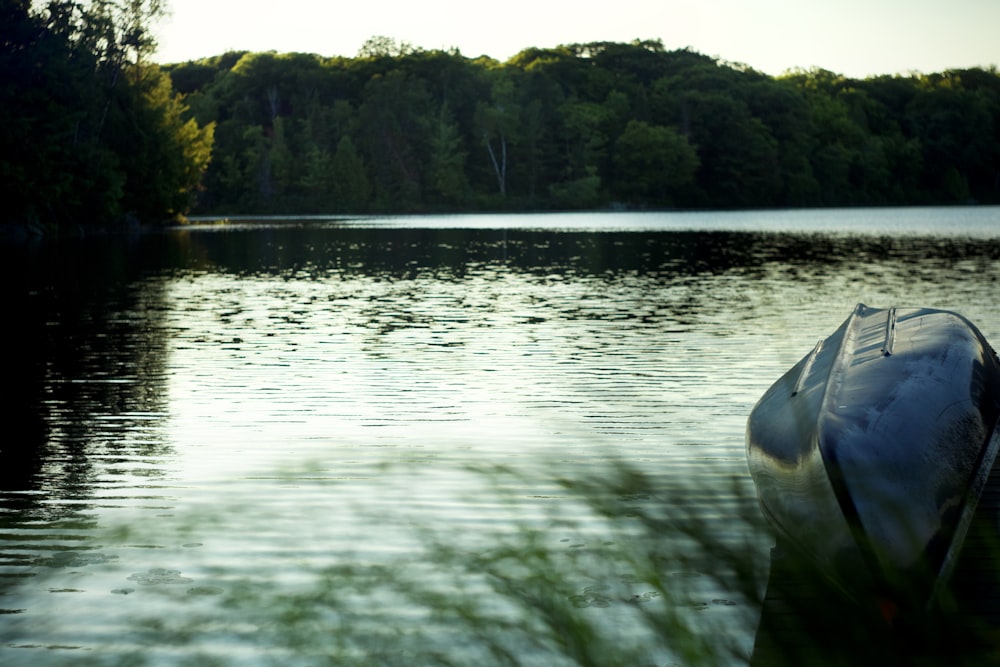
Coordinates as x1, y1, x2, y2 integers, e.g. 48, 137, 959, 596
330, 136, 370, 212
358, 35, 416, 59
0, 0, 215, 232
427, 104, 470, 205
359, 70, 435, 210
113, 66, 216, 219
155, 39, 1000, 215
5, 13, 1000, 226
613, 120, 699, 205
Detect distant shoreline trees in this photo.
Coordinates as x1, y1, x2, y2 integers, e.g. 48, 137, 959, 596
4, 14, 999, 233
166, 39, 1000, 216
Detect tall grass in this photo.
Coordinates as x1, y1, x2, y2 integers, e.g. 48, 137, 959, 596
21, 456, 1000, 666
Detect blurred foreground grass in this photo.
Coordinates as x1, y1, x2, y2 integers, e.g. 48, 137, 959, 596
31, 453, 1000, 666
55, 459, 772, 666
19, 451, 1000, 666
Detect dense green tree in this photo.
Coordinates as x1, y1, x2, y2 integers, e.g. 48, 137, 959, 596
426, 104, 469, 205
154, 38, 1000, 214
111, 65, 215, 220
678, 91, 781, 206
243, 127, 272, 206
612, 120, 699, 205
358, 35, 416, 59
330, 135, 370, 212
0, 0, 214, 231
300, 145, 335, 210
907, 84, 995, 201
1, 1, 95, 226
553, 100, 610, 202
476, 71, 519, 197
271, 116, 298, 197
359, 70, 433, 209
740, 80, 820, 205
515, 67, 566, 202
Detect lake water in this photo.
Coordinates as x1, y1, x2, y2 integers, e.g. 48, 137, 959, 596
3, 207, 1000, 666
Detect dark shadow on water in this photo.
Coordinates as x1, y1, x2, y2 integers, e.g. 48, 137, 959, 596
162, 224, 1000, 281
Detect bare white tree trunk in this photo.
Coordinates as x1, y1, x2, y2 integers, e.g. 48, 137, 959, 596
484, 132, 507, 195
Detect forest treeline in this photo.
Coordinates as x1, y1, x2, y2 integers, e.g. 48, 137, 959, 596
4, 1, 1000, 232
169, 37, 1000, 214
1, 0, 213, 233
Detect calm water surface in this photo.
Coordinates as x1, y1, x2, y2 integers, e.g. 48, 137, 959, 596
3, 207, 1000, 665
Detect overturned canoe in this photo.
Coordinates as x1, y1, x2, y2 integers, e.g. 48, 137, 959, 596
747, 303, 1000, 611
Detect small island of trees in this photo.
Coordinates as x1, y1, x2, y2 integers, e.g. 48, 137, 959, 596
2, 1, 999, 234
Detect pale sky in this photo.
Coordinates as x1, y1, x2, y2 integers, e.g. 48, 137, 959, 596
154, 0, 999, 78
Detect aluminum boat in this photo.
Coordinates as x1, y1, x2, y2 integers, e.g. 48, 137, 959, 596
747, 303, 1000, 611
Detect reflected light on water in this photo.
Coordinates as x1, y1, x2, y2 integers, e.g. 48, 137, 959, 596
2, 208, 1000, 665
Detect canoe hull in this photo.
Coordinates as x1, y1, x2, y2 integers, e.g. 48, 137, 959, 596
747, 304, 1000, 608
